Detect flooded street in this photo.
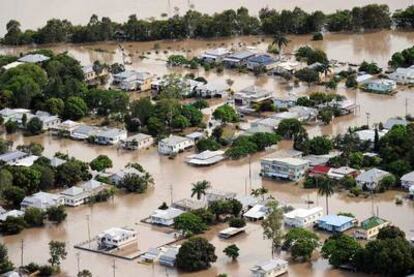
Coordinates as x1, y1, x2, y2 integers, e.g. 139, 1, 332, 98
0, 29, 414, 276
0, 0, 412, 36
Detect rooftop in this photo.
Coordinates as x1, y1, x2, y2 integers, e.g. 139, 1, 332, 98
262, 157, 309, 166
356, 168, 390, 183
251, 258, 288, 273
160, 135, 190, 146
319, 214, 354, 227
151, 208, 184, 220
401, 171, 414, 183
247, 54, 276, 65
18, 54, 50, 63
360, 216, 388, 230
284, 207, 323, 219
0, 151, 28, 163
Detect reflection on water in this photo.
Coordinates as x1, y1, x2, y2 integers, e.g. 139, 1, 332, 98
1, 31, 414, 276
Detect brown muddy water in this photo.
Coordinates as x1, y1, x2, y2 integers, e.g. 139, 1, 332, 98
0, 0, 412, 36
0, 32, 414, 276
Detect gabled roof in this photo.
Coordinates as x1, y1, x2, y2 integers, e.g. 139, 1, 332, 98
251, 259, 288, 273
383, 117, 408, 130
247, 54, 276, 65
61, 186, 85, 197
401, 171, 414, 183
18, 54, 50, 63
318, 214, 354, 227
160, 135, 190, 146
151, 208, 184, 220
0, 151, 28, 163
360, 216, 388, 230
284, 207, 323, 219
356, 168, 390, 183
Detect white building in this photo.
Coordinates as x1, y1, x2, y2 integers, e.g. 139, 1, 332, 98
327, 167, 358, 180
222, 51, 255, 67
250, 258, 288, 277
158, 135, 194, 155
383, 117, 408, 130
199, 48, 231, 63
60, 180, 106, 207
120, 133, 154, 150
251, 118, 280, 131
71, 125, 99, 140
20, 191, 64, 211
354, 216, 390, 240
356, 168, 391, 190
272, 106, 318, 122
194, 81, 229, 98
388, 66, 414, 85
0, 210, 25, 222
113, 70, 153, 91
18, 54, 50, 64
51, 120, 81, 137
234, 86, 273, 114
0, 151, 29, 164
401, 171, 414, 189
110, 167, 144, 185
97, 227, 137, 248
186, 150, 226, 166
0, 108, 31, 126
261, 157, 310, 181
95, 127, 127, 145
9, 155, 39, 167
284, 207, 323, 228
244, 204, 268, 221
355, 129, 388, 142
34, 111, 61, 130
150, 208, 184, 226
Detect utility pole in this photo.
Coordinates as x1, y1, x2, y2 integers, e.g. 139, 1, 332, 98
112, 259, 117, 277
248, 154, 252, 190
86, 215, 91, 247
20, 239, 24, 267
405, 98, 409, 117
76, 252, 80, 274
366, 112, 371, 128
170, 184, 173, 205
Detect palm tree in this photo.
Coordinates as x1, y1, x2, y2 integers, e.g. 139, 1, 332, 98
271, 32, 289, 57
191, 180, 211, 200
320, 61, 331, 80
317, 177, 334, 214
251, 187, 269, 201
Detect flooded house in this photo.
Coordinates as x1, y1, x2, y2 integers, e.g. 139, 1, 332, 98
186, 150, 226, 166
218, 226, 246, 239
283, 207, 324, 228
159, 246, 180, 267
9, 155, 39, 167
0, 209, 25, 222
171, 198, 207, 211
383, 117, 408, 130
401, 171, 414, 189
355, 168, 391, 190
17, 54, 50, 64
20, 191, 65, 211
70, 125, 99, 140
150, 207, 184, 226
60, 180, 106, 207
34, 111, 61, 130
95, 127, 127, 145
194, 81, 229, 98
110, 167, 144, 185
113, 70, 153, 91
355, 129, 388, 142
120, 133, 154, 150
222, 50, 255, 68
250, 258, 288, 277
273, 95, 298, 109
244, 204, 268, 221
158, 135, 194, 155
51, 120, 81, 137
251, 118, 280, 132
82, 65, 108, 84
0, 108, 32, 127
327, 166, 359, 180
388, 65, 414, 85
205, 189, 237, 204
246, 54, 278, 71
0, 151, 29, 164
234, 86, 273, 114
364, 79, 397, 94
260, 157, 310, 181
97, 227, 137, 249
271, 106, 318, 122
272, 60, 301, 75
354, 216, 390, 240
316, 214, 357, 233
199, 48, 231, 63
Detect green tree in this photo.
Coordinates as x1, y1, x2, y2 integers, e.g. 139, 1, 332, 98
277, 118, 305, 139
171, 114, 190, 130
118, 173, 152, 193
10, 167, 41, 194
213, 104, 239, 123
174, 212, 207, 236
295, 68, 320, 86
78, 269, 93, 277
321, 234, 361, 267
0, 216, 26, 235
191, 180, 211, 200
0, 243, 14, 274
196, 138, 220, 152
307, 136, 333, 155
4, 20, 22, 45
5, 120, 18, 134
56, 159, 90, 187
229, 217, 246, 228
24, 207, 45, 227
89, 155, 113, 172
377, 225, 405, 240
44, 98, 65, 115
48, 241, 67, 268
283, 228, 319, 261
262, 200, 284, 251
2, 186, 25, 208
271, 32, 289, 57
318, 108, 334, 125
251, 187, 269, 201
26, 117, 43, 135
17, 142, 44, 155
176, 237, 217, 272
46, 206, 67, 223
223, 244, 240, 260
63, 96, 88, 120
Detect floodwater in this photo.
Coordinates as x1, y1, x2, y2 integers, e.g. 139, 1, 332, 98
0, 31, 414, 276
0, 0, 412, 36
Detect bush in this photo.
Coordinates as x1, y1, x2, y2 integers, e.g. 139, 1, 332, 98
196, 138, 221, 152
26, 117, 43, 135
38, 265, 54, 276
5, 120, 17, 134
46, 206, 67, 223
312, 32, 323, 41
229, 217, 246, 228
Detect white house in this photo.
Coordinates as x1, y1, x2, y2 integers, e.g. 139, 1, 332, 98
34, 111, 61, 130
20, 191, 64, 211
222, 51, 255, 67
186, 150, 226, 166
194, 81, 229, 98
250, 258, 288, 277
0, 210, 25, 222
150, 208, 184, 226
234, 86, 273, 114
113, 70, 153, 91
97, 227, 137, 249
355, 129, 388, 142
261, 157, 310, 181
251, 118, 280, 131
70, 125, 99, 140
50, 120, 81, 137
60, 180, 106, 207
388, 66, 414, 85
0, 108, 32, 126
205, 189, 236, 204
95, 127, 127, 145
401, 171, 414, 189
110, 167, 144, 185
9, 155, 39, 167
199, 48, 231, 63
284, 207, 323, 228
120, 133, 153, 150
18, 54, 50, 64
327, 167, 358, 180
356, 168, 392, 190
272, 106, 318, 122
158, 135, 194, 155
365, 79, 397, 94
354, 216, 390, 240
383, 117, 408, 130
244, 204, 268, 221
0, 151, 29, 164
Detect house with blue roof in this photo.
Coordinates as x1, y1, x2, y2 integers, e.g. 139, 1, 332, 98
317, 214, 357, 233
246, 54, 278, 71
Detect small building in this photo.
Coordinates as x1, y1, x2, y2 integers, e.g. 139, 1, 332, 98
18, 54, 50, 64
383, 117, 408, 130
205, 189, 237, 204
97, 227, 137, 249
327, 167, 358, 180
272, 60, 301, 75
261, 157, 310, 181
317, 215, 357, 233
49, 156, 67, 168
158, 135, 194, 155
199, 48, 231, 63
159, 247, 180, 267
185, 131, 204, 143
218, 227, 246, 239
401, 171, 414, 189
234, 86, 273, 114
244, 204, 268, 221
186, 150, 226, 166
388, 66, 414, 85
308, 165, 331, 177
365, 79, 397, 94
20, 191, 64, 211
150, 208, 184, 226
273, 95, 298, 109
9, 155, 39, 167
409, 185, 414, 199
82, 65, 108, 84
235, 195, 259, 212
222, 51, 255, 68
244, 125, 275, 136
355, 129, 388, 142
171, 198, 207, 211
251, 118, 280, 131
272, 106, 318, 122
250, 258, 288, 277
0, 108, 31, 126
194, 81, 229, 98
120, 133, 153, 150
51, 120, 81, 137
110, 167, 144, 185
113, 70, 153, 91
70, 125, 99, 140
60, 180, 106, 207
284, 207, 323, 228
246, 54, 278, 71
34, 111, 61, 130
356, 168, 391, 190
2, 61, 24, 71
356, 73, 373, 84
95, 127, 127, 145
0, 210, 25, 222
354, 216, 390, 240
302, 152, 342, 167
0, 151, 29, 164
